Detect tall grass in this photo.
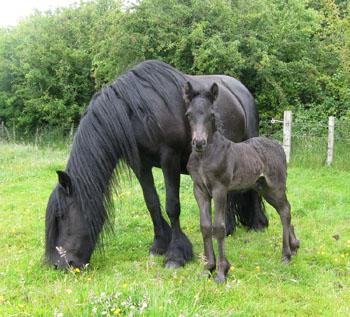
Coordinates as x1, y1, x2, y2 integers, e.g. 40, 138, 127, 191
1, 137, 350, 315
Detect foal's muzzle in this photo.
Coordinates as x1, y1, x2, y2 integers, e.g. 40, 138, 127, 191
192, 138, 207, 152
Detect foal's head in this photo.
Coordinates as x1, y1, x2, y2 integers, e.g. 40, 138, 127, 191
184, 82, 219, 152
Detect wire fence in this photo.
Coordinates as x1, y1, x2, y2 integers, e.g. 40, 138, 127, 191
1, 118, 350, 169
260, 115, 350, 170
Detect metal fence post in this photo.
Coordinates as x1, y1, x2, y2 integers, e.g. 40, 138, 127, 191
283, 110, 292, 163
327, 116, 334, 166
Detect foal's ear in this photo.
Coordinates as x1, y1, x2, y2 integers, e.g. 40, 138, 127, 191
210, 83, 219, 102
183, 82, 194, 104
56, 171, 73, 196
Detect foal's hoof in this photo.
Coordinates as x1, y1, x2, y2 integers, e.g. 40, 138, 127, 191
291, 239, 300, 256
282, 256, 291, 265
165, 261, 182, 270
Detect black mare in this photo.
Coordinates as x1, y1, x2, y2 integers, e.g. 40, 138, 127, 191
185, 82, 300, 283
45, 60, 268, 270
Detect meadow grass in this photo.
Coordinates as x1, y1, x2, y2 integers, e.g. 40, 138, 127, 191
1, 141, 350, 316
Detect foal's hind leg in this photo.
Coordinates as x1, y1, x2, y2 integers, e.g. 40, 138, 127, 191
262, 188, 299, 264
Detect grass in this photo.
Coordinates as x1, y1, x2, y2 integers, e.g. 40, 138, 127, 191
1, 140, 350, 316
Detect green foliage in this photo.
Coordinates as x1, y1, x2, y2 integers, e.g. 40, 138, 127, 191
0, 0, 350, 132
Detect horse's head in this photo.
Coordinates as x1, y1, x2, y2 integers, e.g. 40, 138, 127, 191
45, 171, 94, 270
184, 82, 219, 152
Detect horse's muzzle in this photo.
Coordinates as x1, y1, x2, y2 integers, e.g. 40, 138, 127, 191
192, 138, 207, 152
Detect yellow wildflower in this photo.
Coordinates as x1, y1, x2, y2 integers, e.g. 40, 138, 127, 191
74, 268, 80, 273
230, 266, 235, 271
207, 279, 212, 283
114, 308, 121, 314
158, 306, 163, 311
122, 283, 128, 288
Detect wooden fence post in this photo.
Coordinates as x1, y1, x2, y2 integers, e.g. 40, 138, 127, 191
327, 116, 334, 166
70, 123, 74, 140
283, 110, 292, 163
35, 126, 39, 149
13, 121, 16, 142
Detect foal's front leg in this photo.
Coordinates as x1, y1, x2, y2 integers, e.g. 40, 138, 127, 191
213, 187, 231, 283
194, 185, 216, 276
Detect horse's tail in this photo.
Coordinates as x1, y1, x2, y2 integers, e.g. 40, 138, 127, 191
225, 190, 268, 235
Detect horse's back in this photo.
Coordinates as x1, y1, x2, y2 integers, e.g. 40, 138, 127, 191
192, 74, 259, 139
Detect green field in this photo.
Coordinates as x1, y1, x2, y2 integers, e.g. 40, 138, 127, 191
1, 141, 350, 316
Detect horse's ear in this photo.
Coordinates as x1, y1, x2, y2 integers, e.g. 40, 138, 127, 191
210, 83, 219, 102
183, 82, 194, 104
56, 171, 73, 196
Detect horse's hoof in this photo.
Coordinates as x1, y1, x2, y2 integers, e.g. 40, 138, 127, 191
150, 244, 168, 257
215, 275, 226, 284
150, 251, 159, 258
199, 272, 211, 280
165, 261, 182, 270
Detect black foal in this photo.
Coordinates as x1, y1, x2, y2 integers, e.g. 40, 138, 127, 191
185, 82, 300, 283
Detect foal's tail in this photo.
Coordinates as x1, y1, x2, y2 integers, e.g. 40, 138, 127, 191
225, 190, 268, 235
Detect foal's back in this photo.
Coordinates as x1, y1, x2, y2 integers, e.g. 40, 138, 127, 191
193, 133, 287, 192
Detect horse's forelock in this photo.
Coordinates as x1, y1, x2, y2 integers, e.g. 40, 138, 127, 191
45, 186, 61, 262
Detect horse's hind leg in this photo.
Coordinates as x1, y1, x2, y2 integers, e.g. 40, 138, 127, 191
137, 167, 172, 257
262, 188, 299, 264
161, 152, 194, 268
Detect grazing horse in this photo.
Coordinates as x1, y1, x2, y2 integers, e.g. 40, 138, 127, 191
185, 82, 300, 283
45, 60, 268, 270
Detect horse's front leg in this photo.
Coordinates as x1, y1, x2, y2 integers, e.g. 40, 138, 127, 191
213, 187, 231, 283
194, 185, 216, 276
161, 151, 194, 269
137, 166, 172, 257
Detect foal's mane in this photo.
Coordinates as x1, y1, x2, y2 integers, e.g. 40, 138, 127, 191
48, 60, 187, 249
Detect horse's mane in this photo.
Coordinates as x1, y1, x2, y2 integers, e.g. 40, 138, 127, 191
47, 60, 187, 253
